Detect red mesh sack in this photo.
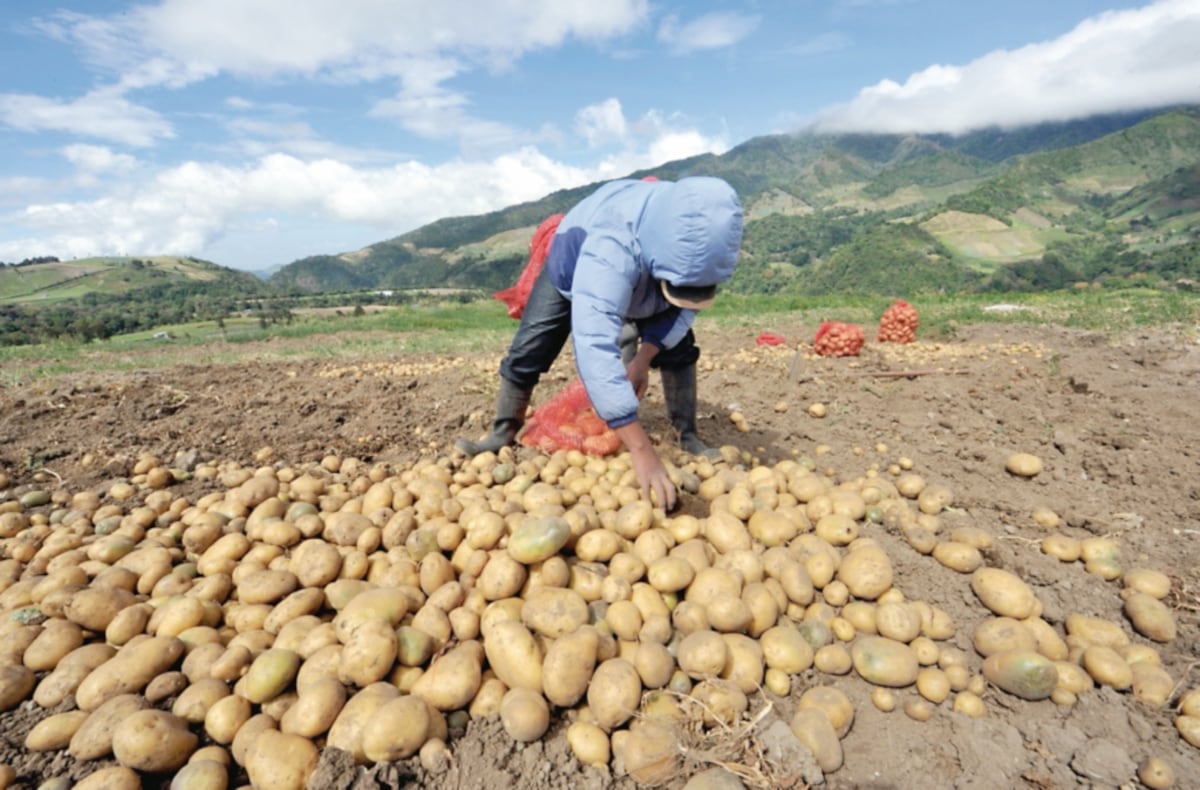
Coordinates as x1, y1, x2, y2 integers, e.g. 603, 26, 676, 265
877, 300, 919, 343
813, 321, 865, 357
520, 378, 622, 456
755, 332, 787, 346
493, 213, 565, 320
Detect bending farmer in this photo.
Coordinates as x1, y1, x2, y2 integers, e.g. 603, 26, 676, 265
457, 176, 744, 510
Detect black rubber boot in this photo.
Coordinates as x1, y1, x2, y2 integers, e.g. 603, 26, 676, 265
455, 378, 532, 455
661, 364, 719, 459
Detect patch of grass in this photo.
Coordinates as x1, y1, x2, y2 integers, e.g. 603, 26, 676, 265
1, 290, 1196, 386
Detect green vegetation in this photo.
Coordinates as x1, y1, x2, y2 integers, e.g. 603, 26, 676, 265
4, 289, 1195, 386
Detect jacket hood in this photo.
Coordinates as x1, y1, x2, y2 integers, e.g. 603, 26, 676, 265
639, 177, 743, 288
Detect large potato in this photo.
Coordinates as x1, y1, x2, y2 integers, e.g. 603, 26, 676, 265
326, 682, 401, 764
411, 641, 484, 711
112, 710, 197, 772
971, 568, 1040, 620
246, 730, 319, 790
281, 677, 346, 738
836, 546, 892, 600
70, 694, 150, 759
982, 649, 1058, 700
74, 636, 185, 711
1123, 593, 1177, 643
850, 636, 919, 687
521, 586, 588, 638
483, 621, 543, 692
542, 627, 599, 708
587, 658, 642, 731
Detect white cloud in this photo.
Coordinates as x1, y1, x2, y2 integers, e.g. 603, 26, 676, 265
576, 99, 629, 147
0, 88, 173, 147
0, 110, 730, 268
657, 11, 760, 54
814, 0, 1200, 134
61, 144, 137, 173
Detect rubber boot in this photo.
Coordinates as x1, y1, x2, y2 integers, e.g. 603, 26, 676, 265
661, 364, 719, 459
455, 378, 532, 455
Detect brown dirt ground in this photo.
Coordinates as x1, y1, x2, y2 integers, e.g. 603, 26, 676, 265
0, 317, 1199, 789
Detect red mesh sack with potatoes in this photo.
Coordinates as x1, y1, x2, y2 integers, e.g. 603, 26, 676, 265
493, 213, 565, 320
877, 300, 919, 343
813, 321, 865, 357
520, 378, 622, 456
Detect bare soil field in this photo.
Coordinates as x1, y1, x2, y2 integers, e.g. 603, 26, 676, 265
0, 316, 1198, 789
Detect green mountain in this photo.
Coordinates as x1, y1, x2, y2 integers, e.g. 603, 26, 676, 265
0, 256, 269, 345
270, 106, 1200, 296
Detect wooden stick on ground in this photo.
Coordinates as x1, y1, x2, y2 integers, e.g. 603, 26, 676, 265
855, 369, 970, 379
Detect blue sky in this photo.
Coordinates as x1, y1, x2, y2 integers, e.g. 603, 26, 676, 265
1, 0, 1198, 272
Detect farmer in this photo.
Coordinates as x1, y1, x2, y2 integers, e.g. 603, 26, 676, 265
456, 175, 744, 510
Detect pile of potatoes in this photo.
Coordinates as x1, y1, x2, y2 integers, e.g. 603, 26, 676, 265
0, 442, 1193, 789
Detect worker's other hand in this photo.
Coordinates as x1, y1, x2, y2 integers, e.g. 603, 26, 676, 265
625, 363, 650, 400
629, 445, 677, 512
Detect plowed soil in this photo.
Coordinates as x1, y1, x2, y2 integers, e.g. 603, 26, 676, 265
0, 316, 1198, 789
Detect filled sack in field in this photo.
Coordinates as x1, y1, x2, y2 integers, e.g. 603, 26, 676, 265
520, 378, 622, 456
493, 213, 565, 320
877, 300, 919, 343
813, 321, 865, 357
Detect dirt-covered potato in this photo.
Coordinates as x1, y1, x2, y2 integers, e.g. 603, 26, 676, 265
111, 710, 197, 773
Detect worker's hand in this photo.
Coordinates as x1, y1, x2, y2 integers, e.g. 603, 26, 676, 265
629, 446, 677, 511
625, 341, 659, 400
613, 419, 677, 511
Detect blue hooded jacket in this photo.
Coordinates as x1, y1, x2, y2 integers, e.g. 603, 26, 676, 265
542, 176, 743, 428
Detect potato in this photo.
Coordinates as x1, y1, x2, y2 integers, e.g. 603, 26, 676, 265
1177, 715, 1200, 748
74, 635, 185, 711
64, 586, 138, 632
973, 617, 1037, 657
982, 649, 1057, 700
172, 758, 233, 790
327, 682, 401, 764
851, 636, 919, 687
1137, 756, 1175, 790
931, 541, 983, 573
112, 710, 197, 773
835, 546, 893, 600
1005, 453, 1043, 477
566, 721, 610, 767
760, 625, 815, 674
619, 720, 679, 785
874, 602, 921, 643
204, 693, 252, 745
1124, 593, 1177, 643
1041, 533, 1081, 562
23, 620, 84, 672
815, 513, 858, 546
1065, 614, 1130, 648
720, 634, 764, 694
508, 515, 570, 564
172, 677, 231, 724
412, 641, 484, 711
245, 730, 319, 790
789, 708, 843, 773
0, 664, 34, 712
363, 695, 435, 760
244, 648, 301, 703
677, 630, 729, 678
26, 710, 89, 752
1131, 662, 1175, 707
1082, 646, 1132, 690
814, 644, 853, 675
281, 677, 346, 738
587, 658, 641, 731
73, 766, 141, 790
339, 619, 397, 687
542, 626, 599, 707
971, 568, 1040, 620
500, 687, 551, 743
689, 679, 748, 727
798, 686, 854, 738
1123, 568, 1171, 600
69, 694, 150, 760
332, 587, 408, 641
521, 586, 589, 638
482, 620, 543, 692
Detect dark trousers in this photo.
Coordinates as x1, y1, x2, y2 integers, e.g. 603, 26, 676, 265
499, 268, 700, 390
